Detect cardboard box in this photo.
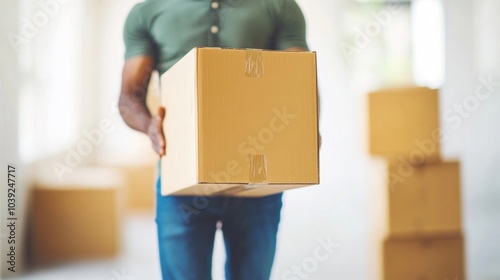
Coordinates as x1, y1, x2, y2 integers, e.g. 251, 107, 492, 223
90, 136, 158, 211
92, 160, 157, 211
387, 161, 462, 235
383, 233, 465, 280
368, 87, 441, 163
31, 167, 124, 262
121, 164, 156, 211
160, 48, 319, 196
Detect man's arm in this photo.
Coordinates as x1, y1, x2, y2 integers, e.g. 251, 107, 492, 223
119, 55, 166, 156
285, 47, 307, 52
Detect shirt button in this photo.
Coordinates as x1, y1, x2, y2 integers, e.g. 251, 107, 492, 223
210, 25, 219, 34
211, 2, 219, 9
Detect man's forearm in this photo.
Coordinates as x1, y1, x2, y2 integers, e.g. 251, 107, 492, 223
118, 93, 152, 134
119, 56, 156, 134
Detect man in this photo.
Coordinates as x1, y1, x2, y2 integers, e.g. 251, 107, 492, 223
118, 0, 309, 279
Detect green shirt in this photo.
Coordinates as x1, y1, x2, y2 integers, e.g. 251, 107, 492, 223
123, 0, 309, 74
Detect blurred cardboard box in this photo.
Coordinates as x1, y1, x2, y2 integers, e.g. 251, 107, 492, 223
121, 164, 156, 211
90, 138, 157, 211
91, 162, 157, 212
160, 48, 319, 196
387, 161, 461, 235
368, 87, 441, 163
31, 167, 124, 263
383, 233, 465, 280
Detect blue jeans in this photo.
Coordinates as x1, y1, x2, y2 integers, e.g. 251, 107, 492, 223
155, 172, 283, 280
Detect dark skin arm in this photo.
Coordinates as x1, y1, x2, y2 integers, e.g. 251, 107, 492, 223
118, 47, 318, 158
119, 55, 166, 156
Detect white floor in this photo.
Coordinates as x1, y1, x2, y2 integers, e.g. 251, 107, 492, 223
7, 189, 500, 280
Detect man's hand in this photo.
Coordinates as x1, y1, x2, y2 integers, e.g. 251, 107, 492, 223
285, 47, 307, 52
148, 107, 166, 157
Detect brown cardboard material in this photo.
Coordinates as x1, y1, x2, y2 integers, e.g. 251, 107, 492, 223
383, 233, 465, 280
90, 143, 158, 211
387, 161, 462, 235
368, 87, 441, 163
104, 164, 155, 211
160, 48, 319, 196
122, 165, 156, 211
31, 167, 124, 263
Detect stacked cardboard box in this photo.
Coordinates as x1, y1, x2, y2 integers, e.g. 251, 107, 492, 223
159, 48, 319, 197
368, 87, 466, 279
120, 164, 156, 211
90, 140, 158, 212
383, 233, 465, 280
31, 167, 124, 263
91, 161, 157, 211
369, 87, 441, 163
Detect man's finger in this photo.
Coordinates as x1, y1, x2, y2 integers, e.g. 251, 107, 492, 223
160, 137, 166, 154
152, 142, 159, 155
156, 144, 165, 157
157, 134, 165, 147
156, 140, 165, 156
156, 107, 167, 157
156, 118, 163, 129
158, 106, 166, 119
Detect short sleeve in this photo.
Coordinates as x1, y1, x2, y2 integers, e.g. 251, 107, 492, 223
273, 0, 309, 51
123, 5, 156, 60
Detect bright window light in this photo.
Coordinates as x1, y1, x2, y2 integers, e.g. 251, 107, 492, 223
411, 0, 445, 89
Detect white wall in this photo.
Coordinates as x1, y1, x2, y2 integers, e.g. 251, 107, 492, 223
441, 0, 500, 278
465, 0, 500, 278
1, 1, 25, 276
